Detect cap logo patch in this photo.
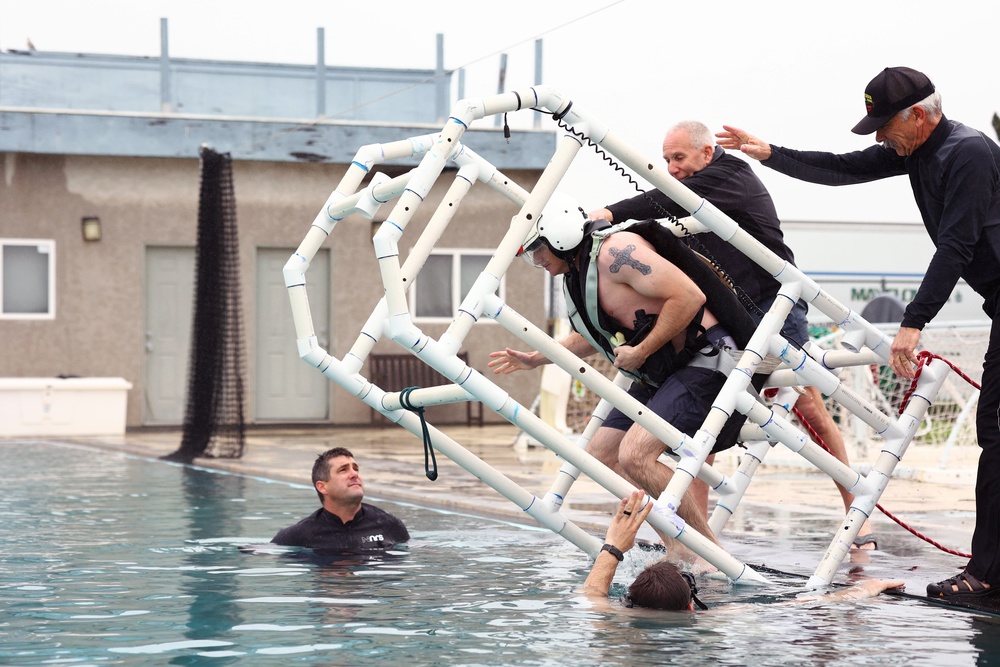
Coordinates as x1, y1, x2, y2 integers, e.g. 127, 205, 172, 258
864, 93, 874, 113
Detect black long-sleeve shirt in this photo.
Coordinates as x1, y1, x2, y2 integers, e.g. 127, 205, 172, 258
606, 147, 797, 310
271, 504, 410, 551
763, 117, 1000, 328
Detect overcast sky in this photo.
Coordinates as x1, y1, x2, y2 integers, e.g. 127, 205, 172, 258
2, 0, 997, 225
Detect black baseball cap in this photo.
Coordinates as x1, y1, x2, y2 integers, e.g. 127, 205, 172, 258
851, 67, 936, 135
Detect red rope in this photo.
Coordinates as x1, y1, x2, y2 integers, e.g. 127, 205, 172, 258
791, 405, 971, 557
791, 356, 974, 558
897, 350, 981, 414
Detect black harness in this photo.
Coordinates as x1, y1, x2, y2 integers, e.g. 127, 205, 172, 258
564, 219, 757, 386
563, 219, 763, 453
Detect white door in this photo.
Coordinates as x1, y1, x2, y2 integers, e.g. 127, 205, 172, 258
255, 248, 330, 421
144, 247, 195, 425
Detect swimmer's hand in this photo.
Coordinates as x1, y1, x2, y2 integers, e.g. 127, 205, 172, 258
795, 579, 906, 604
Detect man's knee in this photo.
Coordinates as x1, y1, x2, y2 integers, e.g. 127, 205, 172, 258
618, 433, 667, 478
585, 428, 625, 467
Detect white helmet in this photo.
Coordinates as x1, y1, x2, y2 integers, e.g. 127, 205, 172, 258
518, 193, 587, 264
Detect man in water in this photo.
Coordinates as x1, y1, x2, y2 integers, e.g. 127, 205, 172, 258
271, 447, 409, 551
582, 491, 903, 611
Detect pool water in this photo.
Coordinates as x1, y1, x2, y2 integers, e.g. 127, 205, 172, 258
2, 440, 999, 666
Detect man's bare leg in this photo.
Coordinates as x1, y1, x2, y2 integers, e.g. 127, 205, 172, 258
584, 427, 628, 477
691, 453, 715, 517
586, 427, 677, 547
617, 425, 722, 569
795, 385, 875, 548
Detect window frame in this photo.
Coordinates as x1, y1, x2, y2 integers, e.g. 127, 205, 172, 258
409, 248, 504, 324
0, 238, 57, 320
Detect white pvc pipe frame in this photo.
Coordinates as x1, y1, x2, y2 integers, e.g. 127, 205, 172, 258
284, 84, 949, 588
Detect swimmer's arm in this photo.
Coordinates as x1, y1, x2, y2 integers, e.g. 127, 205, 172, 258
580, 551, 621, 608
580, 492, 652, 604
790, 579, 905, 604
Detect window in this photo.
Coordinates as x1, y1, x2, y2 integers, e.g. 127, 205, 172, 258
410, 250, 503, 322
1, 240, 56, 319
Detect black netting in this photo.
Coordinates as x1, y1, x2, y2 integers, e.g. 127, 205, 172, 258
164, 146, 246, 462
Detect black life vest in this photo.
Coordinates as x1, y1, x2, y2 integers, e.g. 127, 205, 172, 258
564, 219, 758, 386
562, 219, 763, 453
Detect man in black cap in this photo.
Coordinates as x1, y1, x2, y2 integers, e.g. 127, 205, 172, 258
716, 67, 1000, 600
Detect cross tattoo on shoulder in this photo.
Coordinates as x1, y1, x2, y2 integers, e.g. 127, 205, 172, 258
607, 244, 651, 275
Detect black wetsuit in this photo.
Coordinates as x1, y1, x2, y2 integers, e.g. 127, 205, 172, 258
764, 120, 1000, 326
763, 117, 1000, 586
271, 504, 410, 551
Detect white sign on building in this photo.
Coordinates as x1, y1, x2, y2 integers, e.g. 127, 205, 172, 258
782, 221, 986, 325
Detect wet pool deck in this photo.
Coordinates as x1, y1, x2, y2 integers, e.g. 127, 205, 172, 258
34, 422, 981, 561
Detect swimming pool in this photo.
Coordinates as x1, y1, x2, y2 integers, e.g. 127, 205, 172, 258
2, 440, 997, 665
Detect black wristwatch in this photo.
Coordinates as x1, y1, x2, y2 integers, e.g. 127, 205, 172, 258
601, 543, 624, 561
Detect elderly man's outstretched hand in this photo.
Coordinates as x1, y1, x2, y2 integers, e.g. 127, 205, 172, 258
716, 126, 772, 161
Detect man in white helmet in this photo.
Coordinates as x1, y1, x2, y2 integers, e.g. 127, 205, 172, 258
591, 120, 875, 549
490, 194, 757, 557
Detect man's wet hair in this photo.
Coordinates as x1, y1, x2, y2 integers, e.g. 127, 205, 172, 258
626, 561, 692, 610
312, 447, 355, 502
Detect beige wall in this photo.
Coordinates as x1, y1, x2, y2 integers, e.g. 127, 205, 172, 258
0, 153, 547, 428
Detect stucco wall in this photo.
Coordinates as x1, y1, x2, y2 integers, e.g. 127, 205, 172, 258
0, 152, 547, 428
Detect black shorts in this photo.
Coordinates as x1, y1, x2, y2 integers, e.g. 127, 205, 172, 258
754, 296, 810, 348
603, 365, 727, 436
